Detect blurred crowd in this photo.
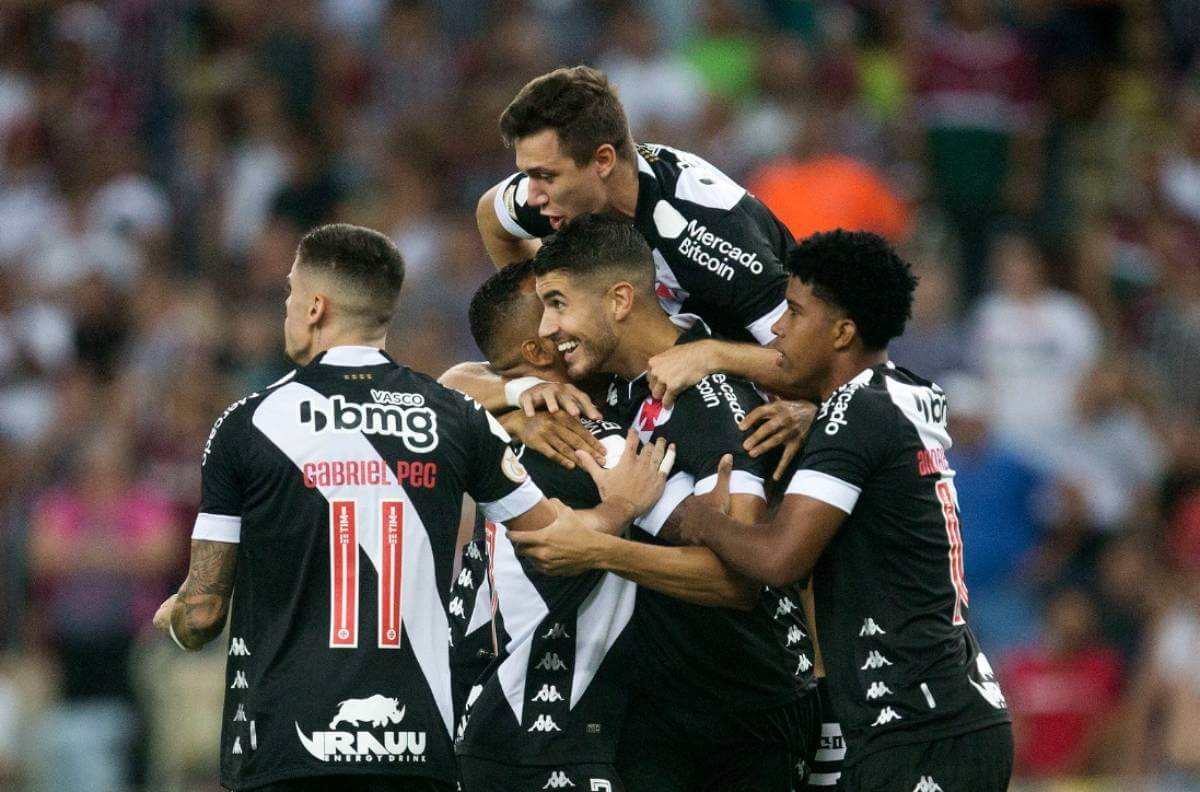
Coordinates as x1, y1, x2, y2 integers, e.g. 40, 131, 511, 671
1, 0, 1198, 789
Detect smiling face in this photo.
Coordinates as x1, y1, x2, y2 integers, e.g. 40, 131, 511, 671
535, 269, 619, 380
514, 129, 612, 230
770, 276, 845, 401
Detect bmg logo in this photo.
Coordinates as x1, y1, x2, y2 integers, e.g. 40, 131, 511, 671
300, 396, 439, 453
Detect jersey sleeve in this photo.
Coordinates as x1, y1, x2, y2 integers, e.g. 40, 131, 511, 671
462, 398, 545, 523
787, 384, 896, 514
681, 376, 772, 498
491, 173, 554, 240
193, 401, 249, 543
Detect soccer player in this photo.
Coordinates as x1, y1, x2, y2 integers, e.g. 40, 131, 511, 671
449, 260, 762, 792
150, 224, 673, 792
671, 230, 1013, 790
510, 215, 820, 792
457, 65, 812, 461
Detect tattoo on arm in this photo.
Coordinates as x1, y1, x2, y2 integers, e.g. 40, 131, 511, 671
171, 540, 237, 649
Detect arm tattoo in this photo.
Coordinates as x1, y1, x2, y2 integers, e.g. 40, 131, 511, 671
171, 539, 238, 650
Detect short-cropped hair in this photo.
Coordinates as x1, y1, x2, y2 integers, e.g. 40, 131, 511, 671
468, 259, 536, 361
531, 214, 653, 294
296, 223, 405, 327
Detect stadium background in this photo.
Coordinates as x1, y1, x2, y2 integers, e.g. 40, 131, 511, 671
0, 0, 1198, 789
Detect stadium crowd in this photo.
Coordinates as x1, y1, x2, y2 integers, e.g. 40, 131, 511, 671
0, 0, 1198, 789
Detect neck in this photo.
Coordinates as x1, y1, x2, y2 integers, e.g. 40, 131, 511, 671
606, 308, 681, 380
302, 328, 387, 364
607, 157, 640, 219
497, 360, 564, 384
818, 349, 889, 402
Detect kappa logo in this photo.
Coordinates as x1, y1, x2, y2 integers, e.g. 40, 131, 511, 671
606, 383, 619, 406
231, 671, 249, 689
532, 684, 564, 703
464, 542, 484, 561
296, 694, 426, 764
298, 395, 439, 453
871, 707, 902, 727
448, 597, 465, 618
859, 618, 886, 637
913, 777, 943, 792
229, 637, 251, 656
543, 771, 575, 788
795, 654, 813, 674
861, 651, 893, 670
866, 682, 894, 700
534, 652, 568, 671
969, 652, 1008, 710
541, 622, 570, 640
232, 736, 243, 755
786, 625, 806, 646
774, 596, 797, 618
456, 568, 474, 589
528, 714, 561, 733
234, 704, 248, 722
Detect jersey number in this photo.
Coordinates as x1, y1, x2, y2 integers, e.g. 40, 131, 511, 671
935, 481, 969, 626
329, 499, 404, 649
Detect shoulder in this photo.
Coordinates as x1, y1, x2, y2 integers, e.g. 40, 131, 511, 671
674, 371, 762, 429
201, 379, 286, 464
810, 369, 902, 440
639, 143, 747, 213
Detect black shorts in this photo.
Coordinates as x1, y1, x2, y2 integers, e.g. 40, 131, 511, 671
839, 722, 1013, 792
801, 679, 846, 790
616, 692, 820, 792
244, 774, 454, 792
458, 756, 623, 792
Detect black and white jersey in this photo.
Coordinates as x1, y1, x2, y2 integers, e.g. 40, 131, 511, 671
493, 143, 791, 344
448, 512, 499, 725
789, 364, 1010, 767
605, 315, 816, 711
457, 417, 639, 766
193, 346, 544, 790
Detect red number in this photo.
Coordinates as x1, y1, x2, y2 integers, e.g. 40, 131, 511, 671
935, 480, 969, 626
329, 499, 405, 649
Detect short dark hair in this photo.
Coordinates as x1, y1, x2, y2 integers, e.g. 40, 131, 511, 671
531, 214, 653, 294
787, 230, 918, 350
468, 259, 536, 361
500, 66, 635, 165
296, 223, 405, 328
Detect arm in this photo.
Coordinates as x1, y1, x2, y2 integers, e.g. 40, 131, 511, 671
681, 494, 847, 588
647, 339, 805, 407
153, 539, 238, 650
439, 361, 511, 412
477, 184, 541, 268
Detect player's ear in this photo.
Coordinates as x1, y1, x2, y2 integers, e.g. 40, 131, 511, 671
593, 143, 617, 179
832, 318, 857, 351
309, 292, 329, 327
608, 281, 635, 321
521, 337, 556, 368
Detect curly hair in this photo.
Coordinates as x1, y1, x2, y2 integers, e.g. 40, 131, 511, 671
787, 229, 918, 350
468, 259, 536, 361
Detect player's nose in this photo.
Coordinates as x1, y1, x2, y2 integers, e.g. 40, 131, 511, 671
538, 311, 557, 339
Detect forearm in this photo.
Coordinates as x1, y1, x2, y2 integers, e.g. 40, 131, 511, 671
579, 499, 639, 536
169, 539, 237, 650
689, 504, 802, 588
437, 362, 511, 412
592, 533, 757, 609
709, 341, 804, 399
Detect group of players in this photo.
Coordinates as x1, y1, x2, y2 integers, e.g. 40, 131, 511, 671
153, 66, 1013, 792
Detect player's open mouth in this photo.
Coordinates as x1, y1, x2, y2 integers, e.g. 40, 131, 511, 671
557, 339, 579, 362
546, 215, 565, 230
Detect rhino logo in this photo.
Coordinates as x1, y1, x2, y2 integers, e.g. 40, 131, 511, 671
329, 695, 405, 729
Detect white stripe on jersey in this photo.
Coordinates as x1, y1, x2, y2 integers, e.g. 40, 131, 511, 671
251, 381, 455, 735
570, 572, 636, 707
745, 299, 787, 345
882, 376, 954, 457
193, 512, 242, 543
787, 470, 862, 515
491, 526, 549, 723
465, 569, 494, 636
695, 470, 766, 500
634, 471, 695, 536
659, 145, 745, 210
492, 176, 537, 240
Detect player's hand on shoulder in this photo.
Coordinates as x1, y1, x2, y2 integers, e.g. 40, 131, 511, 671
507, 499, 600, 576
647, 340, 720, 409
518, 381, 602, 421
678, 453, 733, 545
576, 428, 676, 517
500, 409, 606, 470
740, 400, 817, 481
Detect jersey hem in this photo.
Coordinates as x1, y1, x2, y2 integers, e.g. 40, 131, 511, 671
841, 711, 1012, 769
222, 763, 455, 791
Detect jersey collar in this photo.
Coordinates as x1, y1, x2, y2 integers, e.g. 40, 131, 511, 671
314, 346, 393, 367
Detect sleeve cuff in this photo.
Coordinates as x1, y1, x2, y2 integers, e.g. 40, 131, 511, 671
745, 299, 788, 345
193, 512, 242, 543
478, 478, 545, 524
634, 471, 695, 536
695, 470, 765, 500
493, 177, 537, 240
786, 470, 861, 514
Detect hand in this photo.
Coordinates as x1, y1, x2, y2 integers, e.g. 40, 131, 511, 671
740, 400, 816, 481
679, 454, 733, 545
153, 593, 178, 632
507, 500, 605, 576
500, 410, 606, 470
647, 340, 719, 409
575, 428, 676, 517
519, 382, 602, 421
